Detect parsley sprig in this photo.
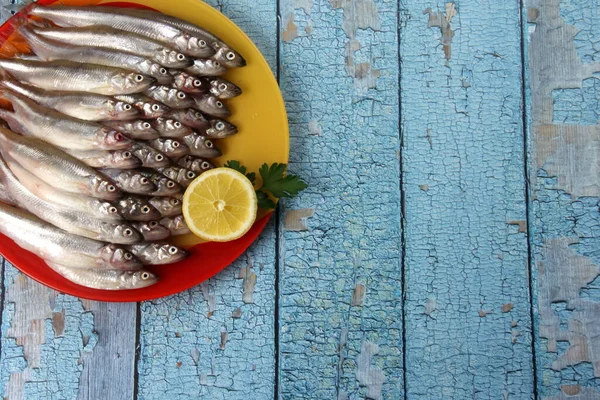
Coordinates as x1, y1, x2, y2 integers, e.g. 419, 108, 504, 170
225, 161, 308, 209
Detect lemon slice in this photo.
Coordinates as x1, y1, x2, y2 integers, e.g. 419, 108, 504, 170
182, 168, 258, 242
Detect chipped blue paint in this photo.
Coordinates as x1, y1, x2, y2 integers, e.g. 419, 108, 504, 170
278, 0, 402, 399
553, 78, 600, 125
560, 0, 600, 63
402, 0, 534, 398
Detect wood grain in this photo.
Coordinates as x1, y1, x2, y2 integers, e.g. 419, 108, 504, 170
401, 0, 534, 398
277, 0, 403, 398
526, 0, 600, 397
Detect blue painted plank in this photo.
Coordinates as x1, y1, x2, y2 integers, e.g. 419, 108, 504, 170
135, 4, 278, 398
401, 1, 534, 398
525, 0, 600, 397
277, 0, 402, 399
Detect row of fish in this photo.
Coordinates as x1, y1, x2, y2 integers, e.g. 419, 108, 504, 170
0, 4, 245, 290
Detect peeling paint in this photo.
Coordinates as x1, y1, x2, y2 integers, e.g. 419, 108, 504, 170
502, 303, 514, 313
231, 307, 242, 319
424, 298, 436, 316
423, 3, 457, 60
545, 386, 600, 400
508, 220, 528, 233
238, 263, 257, 304
51, 310, 65, 338
220, 332, 228, 350
282, 13, 298, 42
308, 120, 322, 136
351, 284, 366, 306
295, 0, 312, 14
284, 208, 315, 231
200, 281, 217, 316
355, 341, 385, 399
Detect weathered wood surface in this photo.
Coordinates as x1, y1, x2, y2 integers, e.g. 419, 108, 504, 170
0, 0, 600, 399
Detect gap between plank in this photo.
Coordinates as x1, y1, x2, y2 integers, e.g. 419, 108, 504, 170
132, 302, 142, 400
274, 0, 282, 398
0, 258, 5, 360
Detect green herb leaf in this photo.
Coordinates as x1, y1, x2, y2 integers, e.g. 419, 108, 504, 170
256, 190, 276, 210
259, 163, 308, 198
225, 160, 256, 185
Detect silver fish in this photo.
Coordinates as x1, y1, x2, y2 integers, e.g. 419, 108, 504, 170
30, 5, 214, 58
0, 181, 15, 205
131, 221, 171, 241
0, 90, 133, 151
158, 165, 197, 187
207, 77, 242, 99
0, 128, 121, 200
138, 168, 182, 197
62, 148, 141, 169
170, 71, 207, 93
176, 155, 215, 175
127, 242, 188, 265
169, 108, 210, 130
0, 58, 154, 95
0, 79, 139, 121
46, 261, 157, 290
182, 133, 222, 158
147, 138, 189, 158
20, 25, 174, 85
185, 58, 227, 76
192, 94, 231, 118
114, 94, 171, 118
0, 202, 141, 270
152, 117, 192, 138
117, 195, 161, 222
148, 196, 182, 217
130, 142, 170, 168
31, 25, 194, 69
201, 119, 238, 138
145, 85, 194, 109
7, 159, 122, 222
100, 169, 157, 195
104, 120, 160, 140
160, 215, 191, 236
0, 156, 141, 244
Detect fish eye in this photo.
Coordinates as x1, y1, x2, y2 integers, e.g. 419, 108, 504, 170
141, 177, 149, 184
171, 198, 180, 206
218, 83, 228, 91
194, 80, 202, 87
173, 141, 180, 148
160, 68, 167, 74
205, 140, 213, 148
108, 185, 116, 192
216, 101, 223, 108
156, 154, 164, 162
177, 92, 186, 99
123, 151, 132, 158
168, 246, 178, 254
115, 132, 125, 141
177, 54, 185, 61
201, 162, 210, 170
226, 52, 235, 60
195, 112, 203, 119
213, 61, 221, 67
124, 228, 133, 237
167, 181, 175, 188
125, 252, 133, 260
152, 104, 160, 111
135, 74, 144, 82
109, 206, 118, 213
174, 121, 182, 128
150, 221, 158, 227
143, 122, 152, 129
124, 104, 132, 110
215, 121, 225, 130
141, 272, 151, 280
142, 206, 151, 214
200, 40, 207, 47
187, 171, 196, 179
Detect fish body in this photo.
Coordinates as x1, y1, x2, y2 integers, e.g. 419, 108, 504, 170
62, 148, 141, 169
0, 202, 141, 269
31, 25, 193, 68
1, 79, 139, 121
153, 117, 192, 138
127, 242, 188, 265
0, 90, 132, 151
100, 168, 157, 195
131, 221, 171, 241
147, 138, 189, 158
160, 215, 191, 236
0, 58, 154, 95
103, 120, 159, 140
182, 133, 222, 158
145, 85, 194, 109
0, 128, 121, 200
46, 261, 157, 290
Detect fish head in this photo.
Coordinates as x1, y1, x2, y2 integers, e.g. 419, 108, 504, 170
168, 89, 195, 109
193, 95, 231, 118
151, 243, 189, 264
110, 100, 140, 120
178, 156, 215, 174
127, 120, 159, 140
118, 196, 161, 221
93, 200, 122, 220
184, 134, 222, 158
106, 149, 142, 169
213, 44, 246, 68
204, 118, 238, 138
99, 244, 142, 270
141, 101, 171, 119
157, 49, 194, 69
158, 118, 191, 137
113, 72, 155, 94
176, 109, 208, 129
149, 196, 182, 217
132, 221, 171, 241
176, 73, 205, 94
153, 175, 182, 196
200, 59, 228, 76
209, 78, 242, 99
161, 138, 188, 158
132, 144, 170, 168
106, 222, 144, 244
101, 129, 132, 149
160, 215, 190, 235
176, 34, 214, 58
128, 270, 159, 289
129, 172, 157, 193
91, 176, 121, 201
147, 63, 173, 85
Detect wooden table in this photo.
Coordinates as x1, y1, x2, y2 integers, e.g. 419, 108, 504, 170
1, 0, 599, 398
